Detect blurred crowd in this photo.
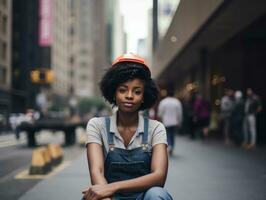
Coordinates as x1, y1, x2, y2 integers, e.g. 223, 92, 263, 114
149, 87, 263, 154
2, 83, 263, 152
220, 88, 262, 149
9, 109, 40, 140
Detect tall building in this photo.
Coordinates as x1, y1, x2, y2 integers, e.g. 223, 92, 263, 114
12, 0, 74, 114
0, 0, 12, 127
146, 8, 153, 67
112, 0, 126, 60
106, 0, 114, 64
12, 0, 51, 114
72, 0, 107, 98
51, 0, 72, 96
158, 0, 180, 39
72, 0, 94, 98
11, 0, 108, 119
68, 0, 77, 96
91, 0, 107, 96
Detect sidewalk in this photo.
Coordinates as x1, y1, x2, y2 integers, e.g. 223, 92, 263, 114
19, 136, 266, 200
19, 152, 89, 200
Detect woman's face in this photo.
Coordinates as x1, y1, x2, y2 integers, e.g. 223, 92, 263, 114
115, 78, 145, 113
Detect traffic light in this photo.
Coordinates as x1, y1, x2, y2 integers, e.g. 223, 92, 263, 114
46, 70, 54, 83
31, 70, 40, 83
30, 69, 54, 83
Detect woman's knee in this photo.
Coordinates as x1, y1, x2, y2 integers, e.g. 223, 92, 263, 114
143, 187, 173, 200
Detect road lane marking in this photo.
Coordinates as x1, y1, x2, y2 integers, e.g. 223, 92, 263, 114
14, 161, 71, 179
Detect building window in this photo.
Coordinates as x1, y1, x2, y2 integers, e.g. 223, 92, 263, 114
0, 0, 7, 7
0, 67, 6, 85
69, 69, 74, 77
0, 41, 7, 60
69, 26, 75, 36
2, 15, 7, 34
80, 62, 87, 68
0, 40, 3, 59
0, 12, 2, 29
13, 51, 20, 61
69, 56, 74, 64
80, 74, 87, 80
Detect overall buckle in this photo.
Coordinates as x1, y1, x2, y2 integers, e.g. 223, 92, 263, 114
109, 144, 115, 151
141, 144, 148, 150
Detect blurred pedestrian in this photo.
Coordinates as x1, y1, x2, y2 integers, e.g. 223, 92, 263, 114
243, 88, 262, 149
220, 89, 234, 144
230, 90, 245, 145
9, 113, 20, 140
193, 94, 211, 140
82, 53, 172, 200
183, 92, 196, 139
158, 87, 183, 156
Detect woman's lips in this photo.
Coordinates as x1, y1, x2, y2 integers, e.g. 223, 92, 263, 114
123, 102, 134, 107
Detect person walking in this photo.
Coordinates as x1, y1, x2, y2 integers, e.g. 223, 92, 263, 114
220, 89, 234, 144
182, 92, 196, 140
157, 87, 183, 156
82, 53, 173, 200
193, 94, 211, 140
243, 88, 262, 149
230, 90, 245, 145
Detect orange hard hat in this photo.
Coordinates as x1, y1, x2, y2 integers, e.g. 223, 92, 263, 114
112, 53, 151, 75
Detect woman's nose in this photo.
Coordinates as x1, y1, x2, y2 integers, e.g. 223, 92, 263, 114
126, 91, 133, 99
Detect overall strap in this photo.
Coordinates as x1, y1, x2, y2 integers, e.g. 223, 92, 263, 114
105, 117, 114, 147
142, 117, 149, 145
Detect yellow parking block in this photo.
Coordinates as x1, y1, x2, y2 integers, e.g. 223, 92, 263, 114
47, 144, 63, 166
29, 146, 52, 175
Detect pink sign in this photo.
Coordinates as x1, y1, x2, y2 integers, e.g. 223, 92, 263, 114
39, 0, 52, 46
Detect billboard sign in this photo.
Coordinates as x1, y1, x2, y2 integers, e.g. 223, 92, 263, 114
39, 0, 52, 46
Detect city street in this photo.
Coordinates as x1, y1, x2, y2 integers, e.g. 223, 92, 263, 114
1, 1, 266, 199
0, 131, 84, 200
10, 135, 266, 200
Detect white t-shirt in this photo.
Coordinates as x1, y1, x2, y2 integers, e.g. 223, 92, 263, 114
86, 111, 167, 157
158, 97, 183, 127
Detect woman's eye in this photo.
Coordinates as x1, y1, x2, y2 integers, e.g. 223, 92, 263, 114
134, 90, 142, 95
118, 88, 126, 93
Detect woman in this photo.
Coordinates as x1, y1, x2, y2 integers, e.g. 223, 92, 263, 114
82, 53, 172, 200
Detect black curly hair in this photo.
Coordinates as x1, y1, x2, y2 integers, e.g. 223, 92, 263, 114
100, 62, 159, 110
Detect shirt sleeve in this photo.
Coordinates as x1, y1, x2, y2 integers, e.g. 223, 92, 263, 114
86, 117, 103, 146
151, 121, 168, 147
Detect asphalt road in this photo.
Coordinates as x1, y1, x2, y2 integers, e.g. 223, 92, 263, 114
0, 131, 84, 200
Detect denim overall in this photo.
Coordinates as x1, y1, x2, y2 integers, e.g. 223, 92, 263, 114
104, 117, 151, 200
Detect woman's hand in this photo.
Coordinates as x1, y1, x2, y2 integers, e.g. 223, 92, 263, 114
82, 184, 116, 200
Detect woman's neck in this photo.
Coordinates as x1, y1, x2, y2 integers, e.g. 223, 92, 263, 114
117, 110, 139, 127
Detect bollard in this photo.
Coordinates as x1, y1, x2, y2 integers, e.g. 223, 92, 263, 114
47, 144, 63, 167
79, 135, 86, 146
29, 147, 52, 175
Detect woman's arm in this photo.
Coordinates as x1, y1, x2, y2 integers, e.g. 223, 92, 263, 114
110, 143, 168, 193
83, 143, 168, 199
83, 143, 113, 200
87, 143, 108, 185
